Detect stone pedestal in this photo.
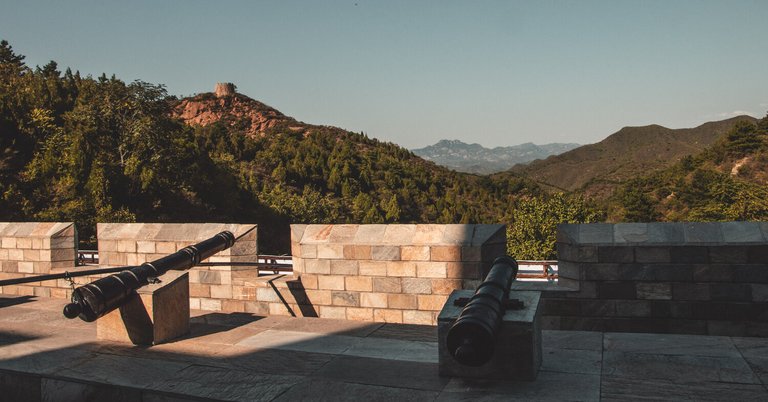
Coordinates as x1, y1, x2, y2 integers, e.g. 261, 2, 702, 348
438, 289, 542, 380
97, 273, 190, 345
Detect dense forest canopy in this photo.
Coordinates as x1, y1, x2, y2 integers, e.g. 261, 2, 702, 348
2, 40, 765, 258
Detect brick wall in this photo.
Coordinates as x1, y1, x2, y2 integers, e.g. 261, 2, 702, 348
96, 223, 258, 311
541, 222, 768, 337
274, 224, 508, 325
0, 222, 77, 297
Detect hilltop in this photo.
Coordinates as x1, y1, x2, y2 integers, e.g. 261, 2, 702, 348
412, 140, 579, 174
508, 116, 758, 197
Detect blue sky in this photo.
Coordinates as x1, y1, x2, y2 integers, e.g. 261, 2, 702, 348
2, 0, 767, 148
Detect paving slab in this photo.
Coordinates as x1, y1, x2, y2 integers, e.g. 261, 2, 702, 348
273, 378, 440, 401
236, 329, 359, 355
369, 322, 437, 342
601, 375, 768, 401
344, 336, 438, 363
316, 355, 449, 391
540, 347, 602, 375
604, 332, 742, 357
214, 346, 338, 376
602, 351, 760, 384
440, 371, 601, 401
154, 364, 303, 401
270, 316, 383, 337
542, 329, 602, 351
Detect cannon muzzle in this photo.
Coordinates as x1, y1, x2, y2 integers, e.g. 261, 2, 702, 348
446, 256, 518, 366
63, 231, 236, 322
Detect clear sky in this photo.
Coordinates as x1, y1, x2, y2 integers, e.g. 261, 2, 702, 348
2, 0, 768, 148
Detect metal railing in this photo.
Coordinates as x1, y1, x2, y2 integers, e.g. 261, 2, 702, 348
516, 260, 558, 282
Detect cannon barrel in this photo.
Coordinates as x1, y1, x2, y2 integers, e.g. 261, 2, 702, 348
63, 231, 236, 322
446, 256, 518, 367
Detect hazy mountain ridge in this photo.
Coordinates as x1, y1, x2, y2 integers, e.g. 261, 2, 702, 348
412, 140, 580, 174
508, 115, 759, 197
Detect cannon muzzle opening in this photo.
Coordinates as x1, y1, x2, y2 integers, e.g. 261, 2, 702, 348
446, 255, 518, 366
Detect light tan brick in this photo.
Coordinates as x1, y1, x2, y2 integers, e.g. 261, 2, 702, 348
16, 238, 32, 249
244, 301, 270, 315
50, 287, 68, 299
31, 238, 42, 249
431, 279, 463, 295
305, 260, 331, 274
401, 246, 430, 261
359, 261, 387, 276
222, 300, 245, 312
99, 240, 117, 252
300, 274, 318, 289
200, 298, 222, 311
256, 287, 281, 302
332, 291, 360, 307
461, 246, 483, 262
190, 283, 211, 298
1, 237, 16, 248
317, 244, 344, 259
372, 246, 401, 261
361, 292, 388, 308
374, 309, 403, 323
136, 241, 156, 254
300, 244, 318, 258
417, 262, 447, 278
401, 278, 432, 294
373, 277, 401, 293
319, 305, 347, 320
430, 246, 460, 261
269, 302, 294, 316
33, 287, 51, 298
189, 298, 201, 309
387, 262, 416, 277
305, 289, 332, 305
17, 262, 34, 274
331, 260, 358, 275
0, 249, 8, 260
117, 240, 136, 253
156, 241, 176, 254
318, 275, 345, 290
347, 307, 374, 321
210, 285, 233, 299
418, 294, 448, 311
388, 294, 417, 309
403, 310, 434, 325
344, 245, 371, 260
345, 276, 373, 292
7, 249, 22, 261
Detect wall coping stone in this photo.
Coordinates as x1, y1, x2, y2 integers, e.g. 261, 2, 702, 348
558, 222, 768, 246
0, 222, 75, 238
295, 224, 505, 246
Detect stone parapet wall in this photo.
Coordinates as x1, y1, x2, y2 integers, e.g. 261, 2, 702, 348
0, 222, 77, 297
97, 223, 257, 311
542, 222, 768, 337
282, 224, 507, 325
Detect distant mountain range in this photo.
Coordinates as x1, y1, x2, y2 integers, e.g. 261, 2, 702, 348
411, 140, 581, 174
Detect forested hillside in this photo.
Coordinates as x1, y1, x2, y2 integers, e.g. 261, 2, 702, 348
611, 117, 768, 222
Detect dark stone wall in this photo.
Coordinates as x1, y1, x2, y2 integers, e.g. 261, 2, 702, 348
541, 222, 768, 337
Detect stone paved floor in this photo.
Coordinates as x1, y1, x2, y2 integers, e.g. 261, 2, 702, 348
1, 295, 767, 401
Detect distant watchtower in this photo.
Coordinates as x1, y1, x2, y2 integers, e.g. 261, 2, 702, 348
215, 82, 236, 98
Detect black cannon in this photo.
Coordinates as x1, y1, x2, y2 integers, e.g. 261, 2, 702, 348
63, 231, 236, 322
446, 256, 519, 367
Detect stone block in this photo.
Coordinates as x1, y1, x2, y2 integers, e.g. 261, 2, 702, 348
136, 241, 156, 254
383, 225, 415, 244
343, 245, 370, 260
636, 282, 671, 300
583, 264, 621, 281
446, 262, 481, 279
438, 290, 541, 380
635, 247, 670, 263
319, 305, 347, 320
615, 300, 651, 317
401, 278, 432, 294
417, 294, 448, 311
16, 237, 32, 249
417, 262, 447, 278
557, 244, 598, 263
747, 246, 768, 263
442, 224, 475, 244
733, 266, 768, 283
332, 291, 360, 307
353, 224, 387, 244
210, 284, 233, 299
256, 287, 281, 302
708, 246, 748, 263
200, 298, 222, 311
752, 284, 768, 302
305, 259, 331, 275
461, 246, 482, 262
692, 264, 733, 282
683, 222, 723, 243
317, 244, 344, 259
597, 282, 636, 299
117, 240, 136, 253
300, 244, 318, 259
318, 275, 345, 290
7, 248, 22, 261
722, 221, 765, 243
403, 310, 434, 325
361, 292, 388, 308
156, 241, 176, 254
305, 289, 332, 305
386, 261, 416, 277
669, 246, 709, 263
401, 246, 430, 261
649, 264, 693, 281
245, 301, 270, 315
613, 223, 648, 243
197, 270, 221, 284
431, 279, 463, 295
372, 246, 401, 261
359, 261, 387, 276
346, 307, 374, 321
388, 294, 417, 309
556, 261, 581, 280
345, 276, 372, 292
430, 246, 461, 261
413, 224, 446, 244
330, 260, 358, 275
579, 224, 614, 244
373, 277, 401, 293
374, 308, 403, 323
222, 299, 246, 312
97, 273, 189, 345
17, 261, 34, 274
709, 283, 752, 302
598, 247, 634, 263
329, 224, 359, 242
